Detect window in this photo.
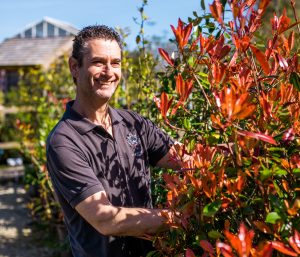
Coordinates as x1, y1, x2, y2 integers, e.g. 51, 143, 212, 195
24, 29, 32, 38
6, 70, 19, 90
47, 23, 55, 37
58, 28, 66, 36
36, 22, 43, 38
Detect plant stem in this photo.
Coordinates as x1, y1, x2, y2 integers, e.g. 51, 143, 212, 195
193, 74, 211, 107
290, 0, 300, 34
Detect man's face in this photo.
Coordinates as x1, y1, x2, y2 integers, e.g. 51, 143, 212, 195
70, 39, 122, 104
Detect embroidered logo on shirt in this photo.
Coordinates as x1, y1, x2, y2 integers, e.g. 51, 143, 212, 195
126, 132, 143, 157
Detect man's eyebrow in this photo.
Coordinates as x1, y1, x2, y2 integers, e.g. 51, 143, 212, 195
90, 57, 121, 62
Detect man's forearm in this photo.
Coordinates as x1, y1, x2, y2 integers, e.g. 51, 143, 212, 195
96, 206, 168, 236
75, 191, 171, 237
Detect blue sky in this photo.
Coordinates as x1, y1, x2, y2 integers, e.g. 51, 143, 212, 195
0, 0, 210, 49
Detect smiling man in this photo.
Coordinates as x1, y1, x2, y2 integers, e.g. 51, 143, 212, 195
46, 25, 180, 257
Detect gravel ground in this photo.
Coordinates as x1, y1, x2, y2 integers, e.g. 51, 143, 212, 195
0, 182, 58, 257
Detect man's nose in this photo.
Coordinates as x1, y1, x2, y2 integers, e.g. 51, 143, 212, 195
102, 64, 113, 77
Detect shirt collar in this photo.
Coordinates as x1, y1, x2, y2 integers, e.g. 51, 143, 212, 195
63, 100, 123, 134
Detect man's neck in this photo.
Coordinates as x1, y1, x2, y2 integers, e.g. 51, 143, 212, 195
72, 98, 113, 136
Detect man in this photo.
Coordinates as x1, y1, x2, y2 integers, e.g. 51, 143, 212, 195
46, 25, 180, 257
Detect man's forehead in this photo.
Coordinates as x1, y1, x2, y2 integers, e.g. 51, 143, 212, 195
82, 39, 121, 53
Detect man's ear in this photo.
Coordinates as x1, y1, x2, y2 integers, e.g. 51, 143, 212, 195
69, 57, 79, 79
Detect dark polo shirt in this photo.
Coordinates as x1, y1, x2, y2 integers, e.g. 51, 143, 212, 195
46, 101, 172, 257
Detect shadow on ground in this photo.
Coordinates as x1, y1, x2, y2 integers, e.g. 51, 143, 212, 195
0, 180, 70, 257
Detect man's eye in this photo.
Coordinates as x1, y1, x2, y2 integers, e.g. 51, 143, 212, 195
112, 62, 121, 67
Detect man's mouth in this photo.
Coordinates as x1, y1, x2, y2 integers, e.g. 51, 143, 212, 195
95, 79, 111, 85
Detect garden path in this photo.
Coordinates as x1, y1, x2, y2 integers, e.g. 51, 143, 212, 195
0, 175, 56, 257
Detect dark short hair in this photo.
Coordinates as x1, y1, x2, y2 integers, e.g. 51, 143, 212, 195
72, 25, 123, 66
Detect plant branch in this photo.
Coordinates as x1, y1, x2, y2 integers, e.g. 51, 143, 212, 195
193, 74, 211, 107
290, 0, 300, 34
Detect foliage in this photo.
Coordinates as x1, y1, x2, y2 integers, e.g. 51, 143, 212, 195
15, 54, 74, 225
116, 0, 162, 120
151, 0, 300, 256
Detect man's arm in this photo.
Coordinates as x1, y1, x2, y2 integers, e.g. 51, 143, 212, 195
75, 191, 171, 237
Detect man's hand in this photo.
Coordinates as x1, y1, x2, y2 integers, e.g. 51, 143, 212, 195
156, 142, 193, 170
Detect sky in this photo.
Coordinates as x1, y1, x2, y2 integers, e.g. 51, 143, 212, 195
0, 0, 209, 49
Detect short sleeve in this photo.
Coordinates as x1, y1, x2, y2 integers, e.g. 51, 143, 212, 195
142, 118, 174, 166
47, 144, 104, 208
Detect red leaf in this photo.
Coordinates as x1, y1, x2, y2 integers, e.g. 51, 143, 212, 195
200, 240, 214, 254
224, 230, 241, 254
250, 45, 270, 74
229, 51, 238, 67
271, 241, 298, 256
258, 0, 271, 15
277, 53, 289, 70
171, 18, 193, 51
209, 0, 224, 25
257, 242, 273, 257
288, 230, 300, 254
288, 31, 295, 52
186, 248, 196, 257
237, 130, 277, 145
219, 45, 231, 60
289, 237, 300, 254
238, 223, 254, 256
282, 128, 295, 143
294, 230, 300, 248
176, 74, 184, 95
158, 48, 174, 66
253, 221, 272, 234
183, 23, 193, 47
216, 242, 233, 257
154, 92, 173, 119
278, 9, 291, 34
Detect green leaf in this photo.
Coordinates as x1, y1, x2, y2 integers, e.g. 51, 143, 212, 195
274, 168, 287, 176
146, 250, 160, 257
260, 168, 272, 181
198, 72, 208, 78
208, 230, 223, 239
201, 0, 205, 10
289, 72, 300, 91
187, 138, 196, 153
224, 32, 230, 39
273, 181, 283, 198
203, 200, 221, 217
265, 212, 282, 224
293, 168, 300, 177
188, 56, 195, 66
136, 35, 141, 44
183, 118, 192, 130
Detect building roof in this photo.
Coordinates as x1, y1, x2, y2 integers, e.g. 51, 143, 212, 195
14, 16, 78, 39
0, 17, 78, 69
0, 37, 74, 68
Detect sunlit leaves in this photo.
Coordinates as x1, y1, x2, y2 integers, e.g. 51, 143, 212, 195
153, 0, 300, 256
250, 45, 270, 74
214, 87, 256, 122
271, 241, 298, 256
209, 0, 224, 25
237, 130, 277, 145
153, 92, 173, 119
170, 18, 193, 52
158, 48, 174, 67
